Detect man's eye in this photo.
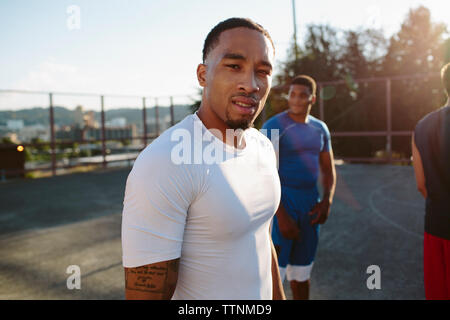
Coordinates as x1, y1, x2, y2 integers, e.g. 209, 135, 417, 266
226, 64, 240, 70
258, 70, 271, 76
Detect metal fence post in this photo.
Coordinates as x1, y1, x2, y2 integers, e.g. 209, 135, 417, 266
49, 93, 56, 176
170, 96, 175, 127
142, 97, 147, 147
386, 79, 392, 163
101, 95, 107, 169
155, 98, 160, 136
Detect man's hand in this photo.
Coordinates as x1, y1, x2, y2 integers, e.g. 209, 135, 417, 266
310, 149, 336, 225
276, 204, 300, 240
308, 199, 331, 225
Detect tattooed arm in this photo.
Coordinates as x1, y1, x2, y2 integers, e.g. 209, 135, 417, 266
124, 258, 180, 300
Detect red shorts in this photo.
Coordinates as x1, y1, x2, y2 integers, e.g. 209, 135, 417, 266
424, 232, 450, 300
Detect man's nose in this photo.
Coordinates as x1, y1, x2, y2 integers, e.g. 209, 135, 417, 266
238, 71, 260, 94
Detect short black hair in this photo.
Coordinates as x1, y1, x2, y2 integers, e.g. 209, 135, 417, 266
202, 17, 274, 63
290, 75, 317, 96
441, 62, 450, 97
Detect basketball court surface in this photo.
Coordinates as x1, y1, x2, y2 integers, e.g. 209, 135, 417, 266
0, 163, 425, 299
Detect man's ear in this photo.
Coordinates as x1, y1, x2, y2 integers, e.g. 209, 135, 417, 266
310, 95, 317, 104
197, 63, 207, 87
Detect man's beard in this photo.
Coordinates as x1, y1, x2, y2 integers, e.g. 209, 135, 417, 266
225, 109, 253, 130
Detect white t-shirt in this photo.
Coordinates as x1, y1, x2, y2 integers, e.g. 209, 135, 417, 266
121, 113, 281, 299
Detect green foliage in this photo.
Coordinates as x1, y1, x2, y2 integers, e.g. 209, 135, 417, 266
24, 172, 36, 179
79, 150, 91, 157
30, 137, 50, 152
1, 137, 14, 144
23, 148, 33, 161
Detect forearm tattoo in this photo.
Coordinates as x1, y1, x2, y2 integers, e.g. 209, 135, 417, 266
125, 259, 179, 297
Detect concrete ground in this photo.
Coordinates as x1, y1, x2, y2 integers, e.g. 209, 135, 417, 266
0, 164, 425, 300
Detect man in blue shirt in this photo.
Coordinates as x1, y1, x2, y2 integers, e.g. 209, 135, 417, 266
263, 75, 336, 300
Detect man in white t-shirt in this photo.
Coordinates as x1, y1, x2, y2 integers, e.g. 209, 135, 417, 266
121, 17, 285, 300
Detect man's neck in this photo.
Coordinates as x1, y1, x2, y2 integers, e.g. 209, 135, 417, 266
287, 110, 309, 123
196, 104, 246, 149
197, 104, 226, 135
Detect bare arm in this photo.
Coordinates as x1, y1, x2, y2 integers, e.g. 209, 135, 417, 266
320, 148, 336, 204
270, 234, 286, 300
309, 149, 336, 224
412, 134, 427, 198
124, 258, 179, 300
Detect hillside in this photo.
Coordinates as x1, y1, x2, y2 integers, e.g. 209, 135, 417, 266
0, 105, 193, 127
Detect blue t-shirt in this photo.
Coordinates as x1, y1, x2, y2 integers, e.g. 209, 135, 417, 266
262, 111, 331, 189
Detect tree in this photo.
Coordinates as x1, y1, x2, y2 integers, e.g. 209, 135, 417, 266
276, 24, 341, 85
381, 6, 449, 157
30, 137, 50, 152
383, 6, 447, 76
266, 23, 390, 157
267, 25, 342, 123
266, 6, 449, 159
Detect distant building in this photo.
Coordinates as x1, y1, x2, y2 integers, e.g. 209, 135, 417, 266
56, 125, 83, 141
56, 124, 137, 142
0, 126, 11, 140
84, 124, 137, 141
4, 132, 20, 144
18, 124, 49, 142
74, 105, 84, 128
84, 111, 97, 127
145, 114, 172, 134
106, 117, 127, 128
7, 119, 24, 130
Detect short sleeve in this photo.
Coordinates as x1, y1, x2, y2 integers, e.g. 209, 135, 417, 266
121, 147, 196, 268
320, 122, 331, 153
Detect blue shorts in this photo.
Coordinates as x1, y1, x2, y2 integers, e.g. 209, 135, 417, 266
272, 186, 320, 268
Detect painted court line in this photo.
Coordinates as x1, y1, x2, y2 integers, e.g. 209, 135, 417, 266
368, 179, 423, 240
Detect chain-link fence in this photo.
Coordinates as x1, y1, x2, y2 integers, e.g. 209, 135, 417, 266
0, 72, 446, 179
0, 90, 196, 179
266, 72, 444, 163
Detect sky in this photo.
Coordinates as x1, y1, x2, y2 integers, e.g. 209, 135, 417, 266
0, 0, 449, 111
